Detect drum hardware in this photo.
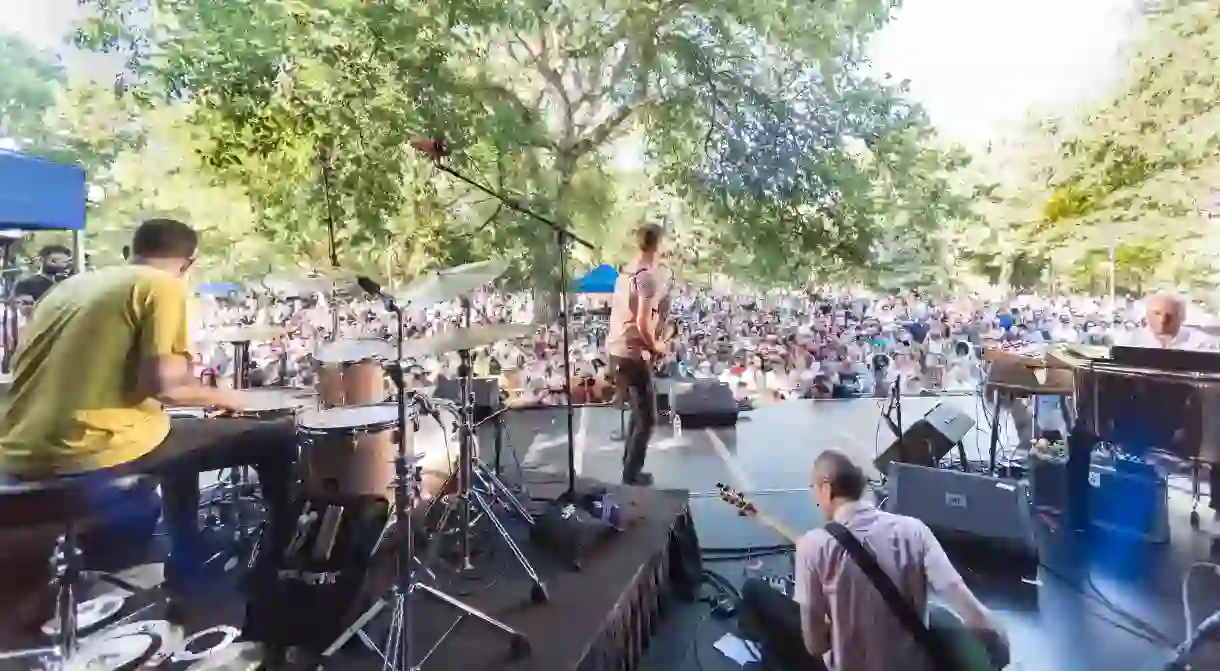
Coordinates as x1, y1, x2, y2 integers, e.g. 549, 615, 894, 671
40, 593, 126, 637
424, 298, 547, 604
326, 276, 528, 670
197, 388, 307, 574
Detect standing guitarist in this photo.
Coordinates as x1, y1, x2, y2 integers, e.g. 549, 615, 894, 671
736, 450, 1008, 670
607, 223, 668, 486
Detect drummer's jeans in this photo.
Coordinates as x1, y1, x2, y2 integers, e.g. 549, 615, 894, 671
122, 417, 296, 596
614, 356, 657, 485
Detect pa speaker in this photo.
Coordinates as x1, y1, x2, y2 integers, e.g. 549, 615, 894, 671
668, 379, 738, 428
874, 402, 974, 474
887, 462, 1038, 572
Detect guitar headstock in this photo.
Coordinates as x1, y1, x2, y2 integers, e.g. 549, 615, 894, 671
716, 482, 758, 517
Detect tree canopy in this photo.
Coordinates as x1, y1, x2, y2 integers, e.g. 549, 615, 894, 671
45, 0, 969, 287
983, 0, 1220, 292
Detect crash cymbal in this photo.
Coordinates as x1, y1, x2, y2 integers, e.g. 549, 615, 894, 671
261, 267, 360, 297
395, 259, 508, 308
209, 325, 289, 343
401, 323, 533, 358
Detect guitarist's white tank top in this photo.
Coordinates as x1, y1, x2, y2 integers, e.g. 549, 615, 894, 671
607, 263, 670, 360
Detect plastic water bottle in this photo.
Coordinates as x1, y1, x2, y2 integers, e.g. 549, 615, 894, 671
672, 413, 682, 437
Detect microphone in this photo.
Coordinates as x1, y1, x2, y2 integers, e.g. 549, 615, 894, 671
409, 136, 449, 160
357, 275, 398, 313
356, 275, 382, 297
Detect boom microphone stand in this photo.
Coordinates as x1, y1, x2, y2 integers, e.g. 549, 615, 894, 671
412, 138, 594, 501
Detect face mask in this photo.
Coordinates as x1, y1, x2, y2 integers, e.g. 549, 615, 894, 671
44, 263, 69, 276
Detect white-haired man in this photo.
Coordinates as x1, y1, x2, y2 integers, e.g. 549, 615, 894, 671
1115, 293, 1220, 536
1115, 294, 1214, 350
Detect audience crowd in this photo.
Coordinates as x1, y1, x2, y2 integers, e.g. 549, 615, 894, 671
170, 285, 1217, 408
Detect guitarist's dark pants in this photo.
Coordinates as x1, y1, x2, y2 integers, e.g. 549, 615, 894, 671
738, 579, 828, 670
612, 356, 656, 485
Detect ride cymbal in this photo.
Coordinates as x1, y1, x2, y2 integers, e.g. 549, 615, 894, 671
400, 323, 533, 357
395, 259, 508, 308
261, 267, 360, 297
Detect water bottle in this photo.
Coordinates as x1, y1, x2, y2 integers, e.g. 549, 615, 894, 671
672, 413, 682, 437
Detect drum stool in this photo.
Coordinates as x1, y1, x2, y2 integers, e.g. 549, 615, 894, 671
0, 473, 154, 667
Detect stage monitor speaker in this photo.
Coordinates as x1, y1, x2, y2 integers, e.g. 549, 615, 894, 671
435, 376, 502, 421
668, 379, 738, 429
887, 462, 1038, 572
874, 402, 974, 474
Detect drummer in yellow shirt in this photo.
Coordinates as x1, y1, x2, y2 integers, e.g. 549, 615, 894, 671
0, 218, 296, 613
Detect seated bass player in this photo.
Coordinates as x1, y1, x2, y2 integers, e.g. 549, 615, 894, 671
0, 219, 297, 628
737, 450, 1009, 671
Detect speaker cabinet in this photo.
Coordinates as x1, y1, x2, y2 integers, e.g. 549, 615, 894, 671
668, 379, 738, 428
874, 402, 974, 474
887, 462, 1038, 572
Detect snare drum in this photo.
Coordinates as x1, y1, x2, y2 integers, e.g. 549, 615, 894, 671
297, 403, 459, 502
314, 339, 394, 407
165, 388, 311, 420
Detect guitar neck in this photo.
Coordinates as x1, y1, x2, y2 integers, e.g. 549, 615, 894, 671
751, 511, 802, 546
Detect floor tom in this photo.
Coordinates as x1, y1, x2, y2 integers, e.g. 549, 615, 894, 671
314, 339, 393, 407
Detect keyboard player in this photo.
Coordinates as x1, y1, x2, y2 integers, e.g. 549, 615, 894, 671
1113, 293, 1220, 536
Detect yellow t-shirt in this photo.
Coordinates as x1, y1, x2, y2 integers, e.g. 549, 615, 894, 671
0, 265, 192, 476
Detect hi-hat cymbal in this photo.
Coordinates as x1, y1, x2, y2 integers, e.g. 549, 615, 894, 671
261, 267, 360, 297
401, 323, 533, 358
395, 260, 508, 309
209, 325, 289, 343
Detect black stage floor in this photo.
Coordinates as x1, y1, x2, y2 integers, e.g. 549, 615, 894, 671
0, 477, 696, 670
3, 398, 1220, 670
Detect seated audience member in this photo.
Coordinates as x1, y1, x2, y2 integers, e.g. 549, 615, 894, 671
738, 450, 1006, 671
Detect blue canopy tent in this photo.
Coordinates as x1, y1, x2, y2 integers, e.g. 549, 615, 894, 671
0, 151, 88, 372
574, 264, 618, 294
197, 283, 243, 297
0, 150, 87, 231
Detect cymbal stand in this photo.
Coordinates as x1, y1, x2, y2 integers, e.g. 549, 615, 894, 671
423, 298, 546, 603
453, 294, 535, 523
202, 337, 263, 572
324, 290, 529, 668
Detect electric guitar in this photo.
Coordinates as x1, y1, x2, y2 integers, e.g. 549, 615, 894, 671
715, 484, 1009, 671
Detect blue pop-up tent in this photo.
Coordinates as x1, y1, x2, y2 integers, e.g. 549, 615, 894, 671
574, 263, 618, 293
0, 150, 87, 230
198, 283, 243, 297
0, 150, 88, 372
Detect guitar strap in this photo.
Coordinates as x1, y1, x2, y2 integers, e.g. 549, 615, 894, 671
823, 522, 955, 670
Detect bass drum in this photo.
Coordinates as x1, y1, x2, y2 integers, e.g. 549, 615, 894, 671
411, 405, 460, 505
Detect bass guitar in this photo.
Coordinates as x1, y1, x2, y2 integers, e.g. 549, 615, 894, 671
715, 484, 1009, 671
716, 482, 803, 544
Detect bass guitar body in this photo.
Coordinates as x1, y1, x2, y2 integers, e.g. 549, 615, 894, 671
929, 606, 1010, 670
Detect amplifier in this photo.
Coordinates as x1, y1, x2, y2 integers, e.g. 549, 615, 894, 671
668, 379, 738, 429
435, 376, 502, 412
887, 463, 1038, 572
